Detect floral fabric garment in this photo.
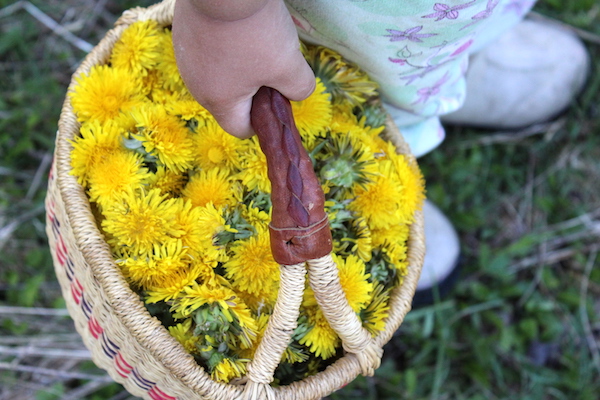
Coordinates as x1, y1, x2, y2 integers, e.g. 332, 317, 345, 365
285, 0, 536, 156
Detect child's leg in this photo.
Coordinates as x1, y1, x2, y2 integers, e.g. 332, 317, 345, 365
285, 0, 536, 157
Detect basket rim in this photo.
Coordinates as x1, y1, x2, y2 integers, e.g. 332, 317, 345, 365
53, 0, 425, 398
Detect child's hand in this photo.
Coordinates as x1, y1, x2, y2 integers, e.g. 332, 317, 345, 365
172, 0, 316, 139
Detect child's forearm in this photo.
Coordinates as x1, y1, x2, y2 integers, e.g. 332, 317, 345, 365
172, 0, 315, 138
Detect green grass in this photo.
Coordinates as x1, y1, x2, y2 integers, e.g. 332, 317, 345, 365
1, 1, 599, 399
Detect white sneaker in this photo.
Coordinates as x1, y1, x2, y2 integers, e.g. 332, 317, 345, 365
413, 200, 461, 305
442, 19, 590, 129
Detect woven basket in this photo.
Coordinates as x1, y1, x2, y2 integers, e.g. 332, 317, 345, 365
45, 1, 425, 399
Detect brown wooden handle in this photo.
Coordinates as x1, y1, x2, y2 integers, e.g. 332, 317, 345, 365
250, 87, 332, 265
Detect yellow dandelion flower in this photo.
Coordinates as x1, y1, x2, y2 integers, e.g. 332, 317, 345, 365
334, 253, 373, 312
236, 313, 270, 360
145, 260, 211, 303
197, 202, 234, 255
236, 137, 270, 193
173, 199, 233, 262
141, 68, 162, 97
194, 120, 244, 172
113, 111, 139, 135
182, 169, 241, 209
340, 217, 373, 262
383, 241, 409, 277
70, 65, 145, 123
224, 228, 280, 299
174, 281, 236, 317
361, 284, 390, 336
349, 160, 413, 229
291, 78, 332, 148
358, 126, 388, 157
301, 284, 318, 308
69, 120, 124, 186
370, 223, 410, 249
149, 85, 176, 104
330, 104, 360, 134
147, 166, 187, 196
156, 29, 186, 92
240, 203, 270, 231
318, 133, 378, 191
330, 110, 385, 157
237, 289, 277, 315
117, 240, 191, 290
382, 142, 426, 222
173, 282, 258, 346
102, 188, 183, 255
298, 305, 339, 359
168, 319, 199, 354
110, 20, 160, 76
166, 92, 212, 122
212, 357, 248, 383
87, 150, 151, 208
371, 222, 410, 277
303, 45, 379, 107
130, 103, 195, 172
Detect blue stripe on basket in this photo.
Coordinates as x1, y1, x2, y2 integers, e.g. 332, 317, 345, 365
51, 215, 60, 236
65, 257, 75, 281
131, 368, 155, 390
81, 294, 92, 319
100, 332, 119, 358
47, 187, 178, 400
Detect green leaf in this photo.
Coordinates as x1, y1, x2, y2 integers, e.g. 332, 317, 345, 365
19, 274, 45, 307
404, 368, 417, 395
518, 318, 539, 341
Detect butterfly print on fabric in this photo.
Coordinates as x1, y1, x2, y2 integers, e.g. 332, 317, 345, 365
461, 0, 500, 30
384, 26, 438, 43
422, 1, 477, 21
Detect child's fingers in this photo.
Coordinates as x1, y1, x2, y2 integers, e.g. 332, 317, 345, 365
209, 98, 255, 139
276, 55, 317, 102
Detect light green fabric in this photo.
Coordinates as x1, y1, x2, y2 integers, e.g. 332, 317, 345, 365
285, 0, 536, 156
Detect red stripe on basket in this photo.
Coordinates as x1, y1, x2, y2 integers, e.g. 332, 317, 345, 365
148, 386, 177, 400
114, 352, 133, 378
55, 237, 67, 266
116, 352, 133, 370
71, 278, 83, 304
74, 277, 83, 293
86, 313, 178, 400
43, 203, 179, 400
56, 235, 68, 265
88, 316, 103, 339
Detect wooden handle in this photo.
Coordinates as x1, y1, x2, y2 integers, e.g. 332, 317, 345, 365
250, 87, 332, 265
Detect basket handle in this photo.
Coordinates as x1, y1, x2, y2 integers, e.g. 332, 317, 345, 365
234, 87, 333, 400
250, 86, 333, 265
242, 89, 382, 397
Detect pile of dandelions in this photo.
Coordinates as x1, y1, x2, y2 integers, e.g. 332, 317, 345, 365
68, 20, 425, 384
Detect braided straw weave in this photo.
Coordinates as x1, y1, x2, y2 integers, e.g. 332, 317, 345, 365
45, 1, 425, 399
